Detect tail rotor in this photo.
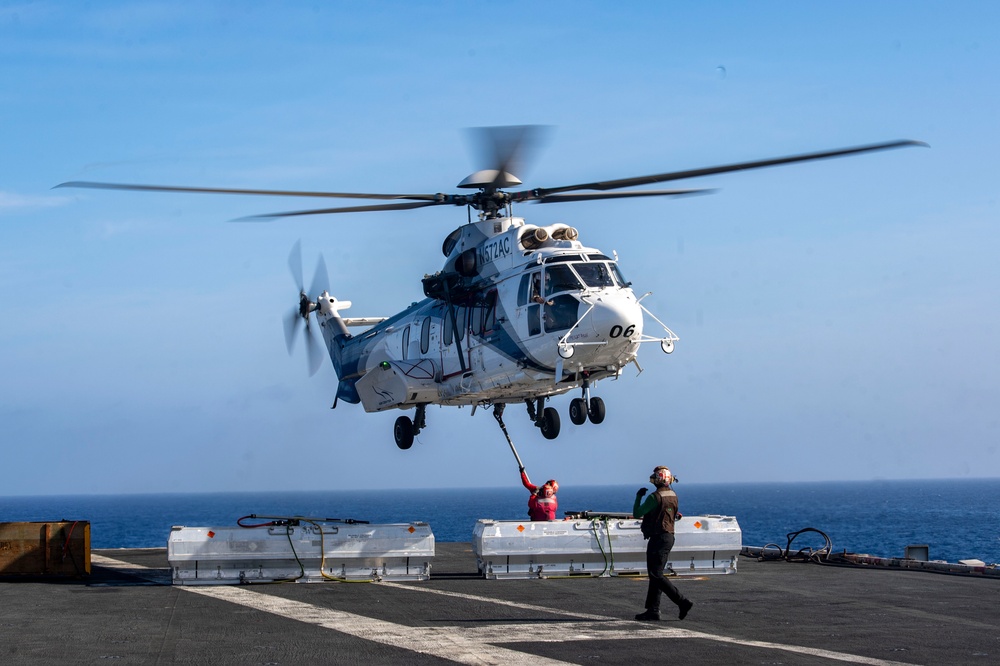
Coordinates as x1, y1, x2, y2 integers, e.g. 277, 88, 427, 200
284, 240, 328, 376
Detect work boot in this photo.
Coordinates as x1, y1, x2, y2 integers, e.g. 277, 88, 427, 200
678, 599, 694, 620
634, 609, 660, 621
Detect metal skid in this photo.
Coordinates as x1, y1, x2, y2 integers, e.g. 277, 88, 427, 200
472, 514, 741, 579
168, 520, 434, 585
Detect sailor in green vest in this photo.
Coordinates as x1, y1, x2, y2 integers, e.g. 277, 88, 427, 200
633, 465, 694, 621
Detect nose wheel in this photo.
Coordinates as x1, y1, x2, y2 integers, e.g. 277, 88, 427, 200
569, 381, 606, 426
587, 397, 606, 424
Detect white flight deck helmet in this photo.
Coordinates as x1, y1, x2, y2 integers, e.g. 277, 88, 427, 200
650, 466, 673, 487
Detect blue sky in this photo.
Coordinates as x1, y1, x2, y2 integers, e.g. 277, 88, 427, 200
1, 2, 997, 495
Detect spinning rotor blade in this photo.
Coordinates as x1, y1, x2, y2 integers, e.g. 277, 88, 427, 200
514, 139, 927, 199
283, 241, 327, 376
309, 255, 329, 299
467, 125, 550, 187
283, 307, 302, 354
284, 240, 306, 355
57, 131, 926, 222
288, 240, 305, 292
55, 181, 441, 201
235, 200, 447, 221
303, 321, 323, 377
533, 188, 714, 204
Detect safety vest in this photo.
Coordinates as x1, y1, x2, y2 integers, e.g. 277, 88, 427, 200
528, 494, 557, 521
640, 487, 678, 537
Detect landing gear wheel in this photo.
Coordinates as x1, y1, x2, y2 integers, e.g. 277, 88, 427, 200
394, 415, 414, 450
588, 397, 606, 425
569, 398, 588, 425
540, 407, 561, 440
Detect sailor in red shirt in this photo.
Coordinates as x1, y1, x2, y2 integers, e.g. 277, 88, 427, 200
520, 466, 559, 521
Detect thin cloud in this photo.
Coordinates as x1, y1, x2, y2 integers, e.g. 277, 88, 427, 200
0, 191, 70, 212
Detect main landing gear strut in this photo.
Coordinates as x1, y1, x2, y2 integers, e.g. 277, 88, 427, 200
395, 390, 603, 450
524, 397, 560, 440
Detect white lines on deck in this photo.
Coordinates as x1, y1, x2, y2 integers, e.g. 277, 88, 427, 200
186, 585, 572, 666
378, 580, 615, 621
379, 581, 912, 666
92, 555, 911, 666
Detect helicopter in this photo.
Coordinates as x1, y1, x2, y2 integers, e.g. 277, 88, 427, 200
57, 127, 925, 449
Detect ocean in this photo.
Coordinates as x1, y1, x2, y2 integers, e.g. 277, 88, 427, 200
2, 479, 998, 565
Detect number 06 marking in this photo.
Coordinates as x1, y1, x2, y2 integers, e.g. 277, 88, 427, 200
609, 324, 635, 338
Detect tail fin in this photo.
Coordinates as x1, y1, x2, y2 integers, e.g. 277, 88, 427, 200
317, 295, 353, 338
315, 294, 363, 404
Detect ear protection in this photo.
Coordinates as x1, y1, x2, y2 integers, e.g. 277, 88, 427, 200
650, 466, 673, 486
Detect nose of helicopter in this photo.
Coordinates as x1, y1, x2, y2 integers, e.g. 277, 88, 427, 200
586, 295, 643, 362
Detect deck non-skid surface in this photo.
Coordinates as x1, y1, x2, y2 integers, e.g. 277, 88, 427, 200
2, 544, 997, 665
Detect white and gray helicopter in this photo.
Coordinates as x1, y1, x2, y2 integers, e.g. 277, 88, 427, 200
58, 127, 924, 449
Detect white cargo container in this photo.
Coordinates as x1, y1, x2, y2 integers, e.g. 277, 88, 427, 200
168, 519, 434, 584
472, 513, 740, 579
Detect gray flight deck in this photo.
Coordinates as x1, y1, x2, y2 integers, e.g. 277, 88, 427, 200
2, 543, 997, 665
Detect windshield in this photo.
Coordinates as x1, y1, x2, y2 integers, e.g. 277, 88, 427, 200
610, 263, 629, 287
573, 262, 616, 288
543, 265, 581, 296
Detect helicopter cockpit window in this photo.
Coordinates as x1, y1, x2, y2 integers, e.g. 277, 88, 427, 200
402, 326, 410, 360
543, 265, 580, 296
573, 262, 616, 288
610, 263, 629, 287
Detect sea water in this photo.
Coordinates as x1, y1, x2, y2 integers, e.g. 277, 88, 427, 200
2, 479, 998, 564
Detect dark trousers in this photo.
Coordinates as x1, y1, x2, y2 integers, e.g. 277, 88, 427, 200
644, 532, 686, 611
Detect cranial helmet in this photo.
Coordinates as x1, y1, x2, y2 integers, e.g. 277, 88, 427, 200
542, 480, 559, 497
650, 466, 672, 486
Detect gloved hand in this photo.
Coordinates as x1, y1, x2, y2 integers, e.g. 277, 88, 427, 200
519, 465, 525, 473
636, 487, 647, 498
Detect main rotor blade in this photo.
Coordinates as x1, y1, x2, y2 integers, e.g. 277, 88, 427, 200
516, 139, 928, 198
532, 188, 715, 204
234, 200, 448, 221
55, 181, 442, 201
